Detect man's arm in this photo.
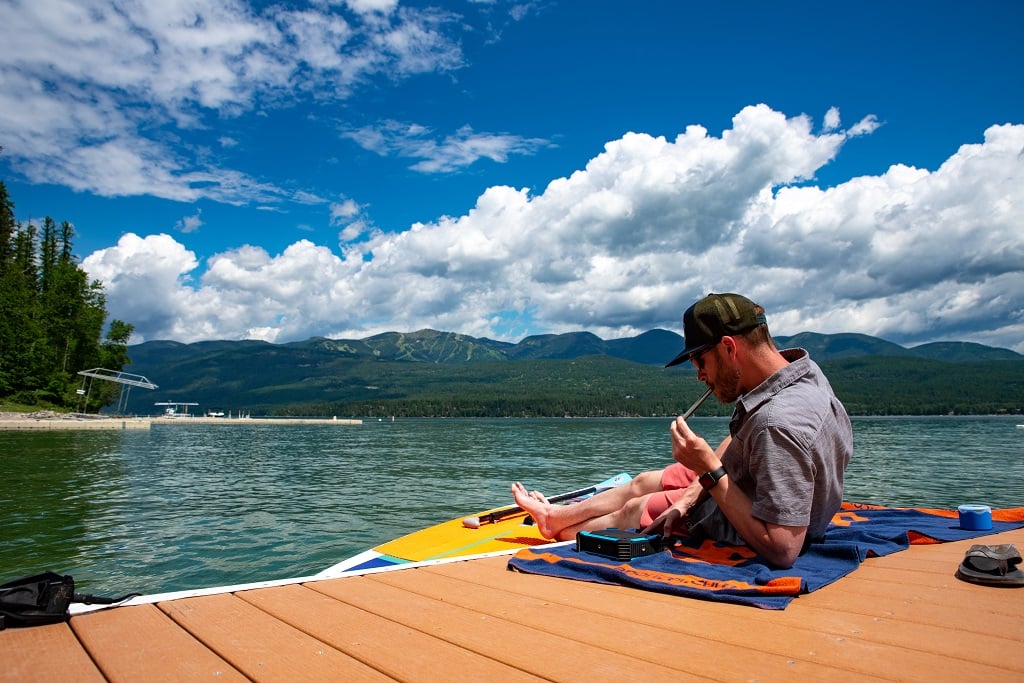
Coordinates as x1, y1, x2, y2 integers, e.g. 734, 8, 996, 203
702, 476, 806, 567
670, 419, 806, 568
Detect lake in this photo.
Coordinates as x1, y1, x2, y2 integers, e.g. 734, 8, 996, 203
2, 416, 1022, 596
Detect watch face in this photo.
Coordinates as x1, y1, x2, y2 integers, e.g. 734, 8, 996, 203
700, 466, 726, 490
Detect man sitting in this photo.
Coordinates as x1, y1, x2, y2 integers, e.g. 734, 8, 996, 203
512, 292, 853, 568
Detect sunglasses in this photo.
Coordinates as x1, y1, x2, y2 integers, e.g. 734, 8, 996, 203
691, 342, 720, 371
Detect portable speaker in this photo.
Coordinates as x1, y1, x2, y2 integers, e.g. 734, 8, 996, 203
575, 528, 663, 560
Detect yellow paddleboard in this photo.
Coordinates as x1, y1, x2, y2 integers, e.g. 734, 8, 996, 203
324, 473, 631, 574
375, 509, 547, 561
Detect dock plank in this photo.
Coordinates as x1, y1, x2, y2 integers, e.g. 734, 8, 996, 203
158, 592, 392, 682
69, 603, 247, 682
0, 622, 105, 683
309, 572, 699, 682
237, 583, 544, 682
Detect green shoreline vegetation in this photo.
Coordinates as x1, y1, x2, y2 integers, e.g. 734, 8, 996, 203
264, 355, 1024, 419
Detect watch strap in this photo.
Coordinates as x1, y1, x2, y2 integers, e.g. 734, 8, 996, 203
698, 465, 727, 491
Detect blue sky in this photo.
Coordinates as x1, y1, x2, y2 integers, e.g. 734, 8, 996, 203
1, 0, 1022, 352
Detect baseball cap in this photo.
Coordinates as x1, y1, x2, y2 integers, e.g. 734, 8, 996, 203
664, 293, 768, 367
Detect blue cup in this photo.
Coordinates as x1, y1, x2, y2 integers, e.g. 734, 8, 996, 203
958, 504, 993, 530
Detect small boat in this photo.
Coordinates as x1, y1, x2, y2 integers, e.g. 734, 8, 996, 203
320, 472, 631, 576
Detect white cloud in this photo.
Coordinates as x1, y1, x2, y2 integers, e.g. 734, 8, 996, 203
0, 0, 465, 202
83, 105, 1024, 353
343, 121, 551, 172
329, 198, 362, 224
822, 106, 841, 132
175, 210, 204, 234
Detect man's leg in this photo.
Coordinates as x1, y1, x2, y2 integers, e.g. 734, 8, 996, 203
512, 469, 665, 540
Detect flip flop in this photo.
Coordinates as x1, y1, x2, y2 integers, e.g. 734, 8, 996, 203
955, 544, 1024, 586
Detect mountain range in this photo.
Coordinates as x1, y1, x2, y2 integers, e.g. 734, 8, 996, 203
128, 327, 1022, 369
116, 329, 1023, 417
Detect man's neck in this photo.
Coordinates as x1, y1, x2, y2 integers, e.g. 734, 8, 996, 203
739, 346, 790, 394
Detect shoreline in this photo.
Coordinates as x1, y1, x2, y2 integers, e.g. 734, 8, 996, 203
0, 412, 362, 430
151, 416, 363, 425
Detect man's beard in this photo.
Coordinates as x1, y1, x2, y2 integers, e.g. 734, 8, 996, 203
714, 363, 742, 404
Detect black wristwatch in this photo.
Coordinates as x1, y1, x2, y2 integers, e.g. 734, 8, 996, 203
698, 465, 727, 491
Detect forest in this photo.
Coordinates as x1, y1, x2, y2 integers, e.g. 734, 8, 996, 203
0, 178, 132, 411
266, 355, 1024, 419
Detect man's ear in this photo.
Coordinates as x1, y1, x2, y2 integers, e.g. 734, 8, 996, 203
720, 335, 737, 358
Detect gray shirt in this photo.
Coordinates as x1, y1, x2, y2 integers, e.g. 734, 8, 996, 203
687, 348, 853, 546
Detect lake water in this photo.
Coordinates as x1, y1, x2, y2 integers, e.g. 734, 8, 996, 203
2, 416, 1022, 596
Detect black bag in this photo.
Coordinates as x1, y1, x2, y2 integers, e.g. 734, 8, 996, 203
0, 571, 139, 629
0, 571, 75, 629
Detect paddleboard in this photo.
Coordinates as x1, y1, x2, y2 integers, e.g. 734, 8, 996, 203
319, 472, 631, 576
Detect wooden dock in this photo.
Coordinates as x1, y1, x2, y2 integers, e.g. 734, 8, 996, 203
3, 527, 1022, 682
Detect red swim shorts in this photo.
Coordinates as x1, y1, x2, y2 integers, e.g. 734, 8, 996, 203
639, 462, 698, 527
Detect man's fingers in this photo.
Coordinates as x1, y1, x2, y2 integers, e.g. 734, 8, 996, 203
674, 415, 696, 438
645, 507, 685, 538
641, 518, 662, 535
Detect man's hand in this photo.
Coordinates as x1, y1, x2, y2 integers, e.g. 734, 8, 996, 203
670, 415, 718, 473
642, 482, 703, 538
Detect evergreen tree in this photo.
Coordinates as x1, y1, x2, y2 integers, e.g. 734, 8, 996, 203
1, 219, 42, 394
0, 181, 19, 392
0, 180, 132, 409
0, 177, 13, 270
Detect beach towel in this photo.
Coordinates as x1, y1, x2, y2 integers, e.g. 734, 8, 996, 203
506, 503, 1024, 609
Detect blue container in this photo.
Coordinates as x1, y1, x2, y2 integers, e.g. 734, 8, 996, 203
958, 504, 993, 531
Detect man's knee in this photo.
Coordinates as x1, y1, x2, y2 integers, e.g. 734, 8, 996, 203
621, 493, 651, 528
630, 469, 664, 494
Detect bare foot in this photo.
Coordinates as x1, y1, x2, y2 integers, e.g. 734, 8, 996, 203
511, 481, 558, 539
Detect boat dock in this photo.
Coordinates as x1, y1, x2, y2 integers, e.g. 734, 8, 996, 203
3, 527, 1021, 681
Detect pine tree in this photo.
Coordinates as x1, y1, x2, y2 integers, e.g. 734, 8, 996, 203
0, 181, 19, 392
0, 180, 132, 409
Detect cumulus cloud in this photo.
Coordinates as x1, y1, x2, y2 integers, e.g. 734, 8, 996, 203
83, 105, 1024, 352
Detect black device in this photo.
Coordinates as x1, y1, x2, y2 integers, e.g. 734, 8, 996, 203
575, 528, 663, 561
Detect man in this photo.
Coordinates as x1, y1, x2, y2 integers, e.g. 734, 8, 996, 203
511, 292, 853, 568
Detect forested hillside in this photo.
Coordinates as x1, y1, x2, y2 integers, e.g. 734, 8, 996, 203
122, 331, 1024, 417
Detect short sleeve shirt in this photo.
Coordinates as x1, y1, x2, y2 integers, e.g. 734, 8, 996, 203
687, 348, 853, 545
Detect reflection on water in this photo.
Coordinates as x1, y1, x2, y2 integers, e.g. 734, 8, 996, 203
1, 416, 1021, 595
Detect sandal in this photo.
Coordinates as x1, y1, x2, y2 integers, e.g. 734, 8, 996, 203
955, 544, 1024, 586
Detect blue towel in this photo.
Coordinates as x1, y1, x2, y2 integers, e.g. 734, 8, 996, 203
506, 503, 1024, 609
